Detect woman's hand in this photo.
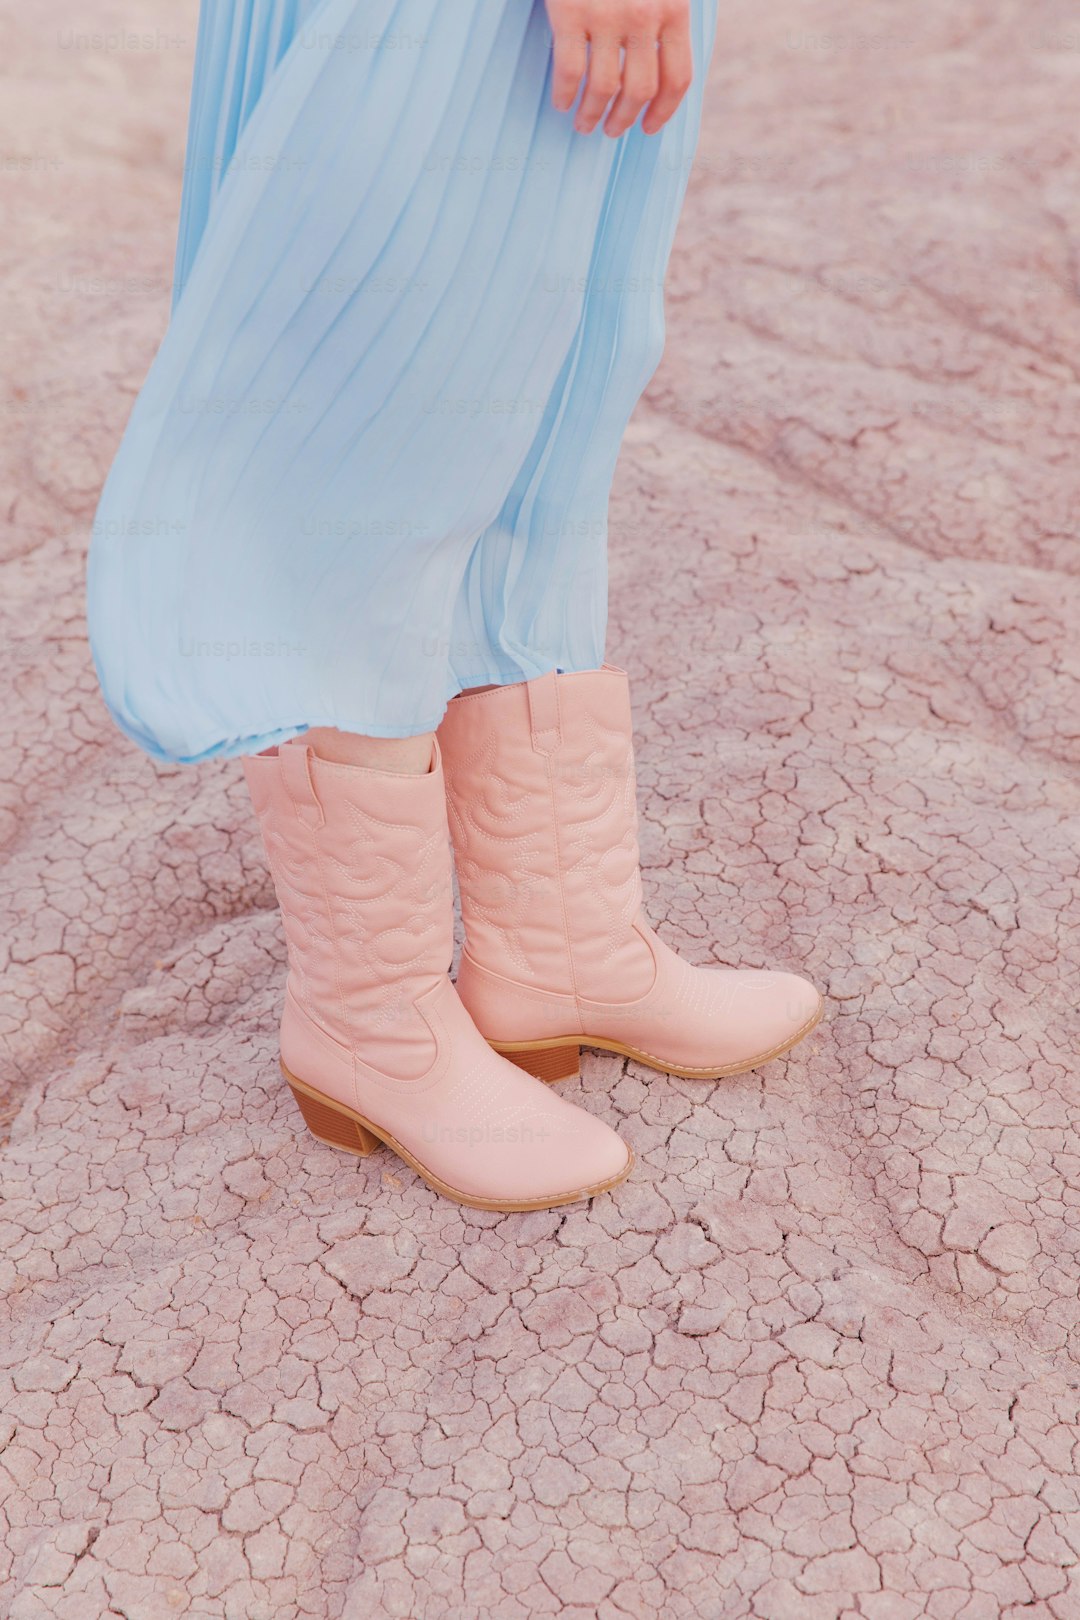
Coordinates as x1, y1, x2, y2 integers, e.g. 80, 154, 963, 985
545, 0, 693, 138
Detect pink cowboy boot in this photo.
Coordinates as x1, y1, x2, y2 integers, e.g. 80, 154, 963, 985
438, 667, 823, 1082
243, 737, 632, 1209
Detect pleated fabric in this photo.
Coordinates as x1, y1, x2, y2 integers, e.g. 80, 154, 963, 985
88, 0, 717, 761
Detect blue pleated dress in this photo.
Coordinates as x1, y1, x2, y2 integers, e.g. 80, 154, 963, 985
88, 0, 716, 761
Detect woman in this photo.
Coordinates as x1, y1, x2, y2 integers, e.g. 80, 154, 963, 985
88, 0, 822, 1213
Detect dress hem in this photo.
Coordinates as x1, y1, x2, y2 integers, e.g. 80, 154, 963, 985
114, 662, 579, 765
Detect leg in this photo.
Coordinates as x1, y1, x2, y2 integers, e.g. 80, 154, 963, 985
304, 728, 434, 774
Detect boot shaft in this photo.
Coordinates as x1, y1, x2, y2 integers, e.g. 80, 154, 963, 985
439, 668, 824, 1083
438, 666, 651, 1001
243, 739, 453, 1078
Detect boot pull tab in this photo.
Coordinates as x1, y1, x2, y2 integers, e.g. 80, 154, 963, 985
279, 741, 325, 829
527, 671, 563, 757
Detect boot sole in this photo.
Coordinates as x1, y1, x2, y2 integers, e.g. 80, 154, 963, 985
492, 994, 826, 1082
280, 1061, 634, 1212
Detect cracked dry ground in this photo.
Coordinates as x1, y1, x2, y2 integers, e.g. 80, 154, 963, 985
2, 0, 1080, 1616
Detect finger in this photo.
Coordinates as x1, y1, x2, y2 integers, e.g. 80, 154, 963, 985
642, 21, 693, 134
605, 32, 660, 136
552, 26, 588, 112
575, 32, 622, 133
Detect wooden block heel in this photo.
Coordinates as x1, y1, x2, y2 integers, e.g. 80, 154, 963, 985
284, 1068, 381, 1157
493, 1041, 581, 1083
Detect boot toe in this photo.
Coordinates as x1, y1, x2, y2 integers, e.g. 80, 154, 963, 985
574, 1114, 635, 1194
521, 1095, 633, 1204
675, 965, 822, 1074
740, 970, 823, 1058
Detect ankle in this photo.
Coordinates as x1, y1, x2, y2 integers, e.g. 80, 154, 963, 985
305, 727, 435, 775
